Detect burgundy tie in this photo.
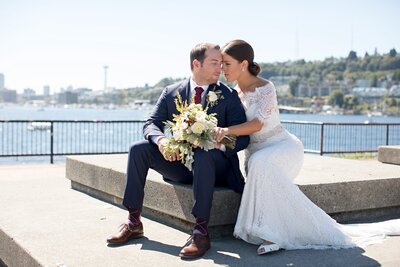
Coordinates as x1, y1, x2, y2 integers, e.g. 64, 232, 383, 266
194, 87, 204, 104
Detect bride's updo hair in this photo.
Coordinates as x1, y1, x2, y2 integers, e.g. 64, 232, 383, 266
222, 39, 261, 76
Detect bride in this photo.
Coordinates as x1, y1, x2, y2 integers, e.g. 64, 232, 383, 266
215, 39, 400, 255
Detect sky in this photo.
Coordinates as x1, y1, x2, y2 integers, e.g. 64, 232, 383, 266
0, 0, 399, 93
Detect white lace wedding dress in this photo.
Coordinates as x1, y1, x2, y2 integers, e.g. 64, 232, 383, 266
233, 82, 400, 250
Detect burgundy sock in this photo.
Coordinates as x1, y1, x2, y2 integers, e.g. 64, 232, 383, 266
194, 217, 208, 235
127, 207, 141, 226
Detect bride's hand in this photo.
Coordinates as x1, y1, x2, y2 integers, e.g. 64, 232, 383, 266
214, 127, 229, 142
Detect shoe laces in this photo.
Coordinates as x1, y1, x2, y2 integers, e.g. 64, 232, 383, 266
119, 222, 135, 233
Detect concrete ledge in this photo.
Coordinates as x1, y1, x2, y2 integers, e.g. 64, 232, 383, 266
0, 228, 41, 267
66, 153, 400, 237
301, 179, 400, 222
378, 145, 400, 165
66, 154, 241, 237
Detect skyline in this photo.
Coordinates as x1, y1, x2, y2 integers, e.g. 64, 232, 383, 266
0, 0, 399, 93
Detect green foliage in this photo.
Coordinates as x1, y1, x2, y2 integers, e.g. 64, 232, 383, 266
328, 90, 344, 107
288, 79, 300, 97
347, 51, 358, 61
370, 75, 378, 87
258, 49, 400, 85
154, 77, 185, 88
343, 94, 359, 109
334, 152, 377, 160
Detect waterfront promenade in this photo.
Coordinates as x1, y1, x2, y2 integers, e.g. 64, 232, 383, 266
1, 154, 400, 266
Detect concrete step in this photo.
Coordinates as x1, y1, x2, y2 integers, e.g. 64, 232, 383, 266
379, 145, 400, 165
66, 153, 400, 237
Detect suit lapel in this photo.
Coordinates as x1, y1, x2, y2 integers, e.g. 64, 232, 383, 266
177, 79, 191, 104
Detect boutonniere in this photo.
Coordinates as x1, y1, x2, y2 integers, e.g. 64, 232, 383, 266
206, 89, 224, 107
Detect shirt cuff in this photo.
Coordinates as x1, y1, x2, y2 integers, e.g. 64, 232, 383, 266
151, 135, 164, 145
219, 144, 226, 152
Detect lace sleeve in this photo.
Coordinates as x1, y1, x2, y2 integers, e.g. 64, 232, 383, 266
253, 83, 279, 122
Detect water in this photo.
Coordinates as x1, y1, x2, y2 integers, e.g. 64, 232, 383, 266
1, 105, 399, 164
1, 105, 400, 123
0, 105, 151, 121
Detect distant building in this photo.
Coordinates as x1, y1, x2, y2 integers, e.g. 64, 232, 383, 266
43, 85, 50, 96
389, 85, 400, 97
269, 76, 296, 96
352, 87, 388, 104
0, 73, 4, 90
58, 91, 78, 104
0, 89, 17, 103
355, 79, 370, 87
352, 87, 387, 97
22, 88, 36, 100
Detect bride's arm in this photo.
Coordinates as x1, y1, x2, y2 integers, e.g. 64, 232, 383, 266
215, 118, 263, 141
215, 83, 278, 141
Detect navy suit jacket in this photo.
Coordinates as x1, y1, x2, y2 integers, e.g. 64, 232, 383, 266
143, 78, 250, 193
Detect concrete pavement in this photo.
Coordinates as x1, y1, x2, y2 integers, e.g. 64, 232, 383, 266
1, 163, 400, 266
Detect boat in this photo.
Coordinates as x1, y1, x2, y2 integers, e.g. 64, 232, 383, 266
27, 122, 51, 131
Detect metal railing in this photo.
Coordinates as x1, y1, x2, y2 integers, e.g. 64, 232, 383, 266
0, 120, 145, 163
1, 120, 399, 163
282, 121, 400, 155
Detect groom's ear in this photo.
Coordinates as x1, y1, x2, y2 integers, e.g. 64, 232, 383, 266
193, 59, 201, 70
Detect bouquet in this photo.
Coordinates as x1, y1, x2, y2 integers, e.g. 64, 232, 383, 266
163, 93, 236, 171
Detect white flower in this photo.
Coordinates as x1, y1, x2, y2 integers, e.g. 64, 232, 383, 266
173, 128, 182, 141
181, 122, 188, 129
207, 91, 218, 102
206, 90, 224, 107
163, 92, 235, 171
195, 111, 207, 123
190, 122, 206, 134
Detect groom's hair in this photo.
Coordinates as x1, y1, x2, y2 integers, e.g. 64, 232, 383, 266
190, 43, 220, 70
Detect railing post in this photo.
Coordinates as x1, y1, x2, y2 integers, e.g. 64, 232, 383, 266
50, 121, 54, 164
386, 124, 389, 146
320, 123, 324, 156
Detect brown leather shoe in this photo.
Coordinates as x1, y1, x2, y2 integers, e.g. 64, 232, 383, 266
107, 222, 144, 245
179, 233, 210, 259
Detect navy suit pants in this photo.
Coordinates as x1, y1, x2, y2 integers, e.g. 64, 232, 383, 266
122, 140, 230, 221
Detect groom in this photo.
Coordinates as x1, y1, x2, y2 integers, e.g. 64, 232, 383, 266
107, 43, 249, 259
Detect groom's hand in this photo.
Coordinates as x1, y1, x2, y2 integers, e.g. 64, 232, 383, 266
214, 127, 229, 142
157, 137, 169, 155
158, 137, 180, 162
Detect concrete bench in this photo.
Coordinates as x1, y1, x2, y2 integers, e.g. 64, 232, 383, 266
378, 145, 400, 165
66, 153, 400, 238
66, 154, 241, 237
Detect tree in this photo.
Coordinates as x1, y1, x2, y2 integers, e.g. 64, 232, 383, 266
370, 75, 378, 87
347, 51, 358, 61
328, 90, 344, 107
393, 71, 400, 82
154, 77, 184, 88
343, 94, 359, 110
288, 79, 300, 97
389, 48, 397, 57
390, 98, 397, 107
